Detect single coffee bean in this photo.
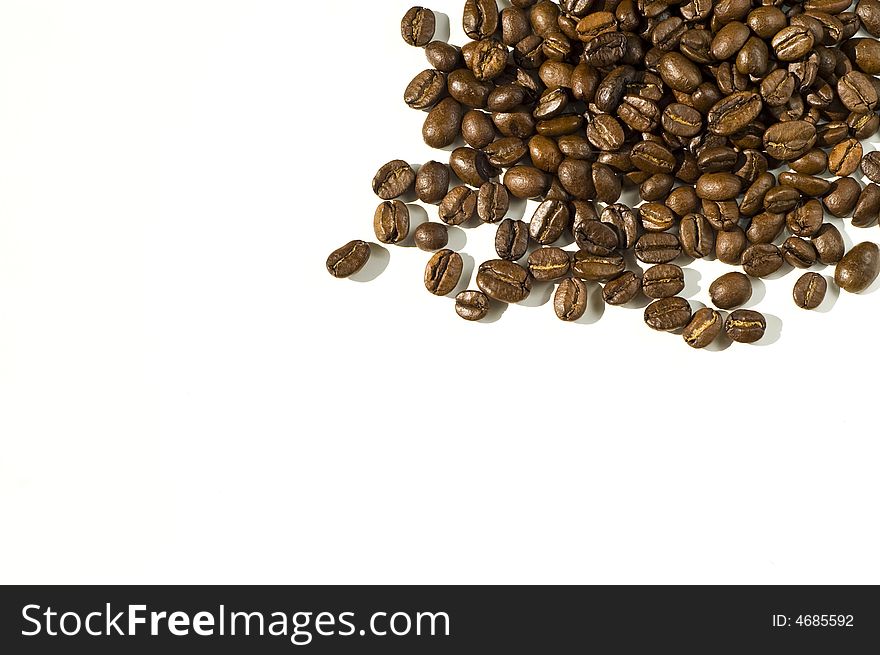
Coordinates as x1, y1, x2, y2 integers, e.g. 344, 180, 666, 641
639, 203, 676, 232
461, 110, 497, 148
696, 172, 742, 200
682, 308, 723, 349
716, 226, 748, 264
501, 7, 530, 46
529, 135, 564, 173
778, 171, 832, 197
658, 52, 702, 93
425, 249, 464, 296
326, 240, 371, 279
554, 278, 589, 321
781, 236, 818, 269
462, 38, 508, 82
372, 160, 416, 200
439, 186, 477, 226
476, 259, 533, 303
635, 232, 682, 264
696, 145, 739, 174
572, 251, 626, 281
680, 213, 716, 259
425, 41, 461, 73
835, 241, 880, 292
862, 151, 880, 183
574, 219, 619, 255
828, 138, 864, 176
709, 271, 752, 309
763, 186, 801, 214
857, 0, 880, 37
702, 199, 741, 231
603, 271, 642, 305
763, 121, 817, 160
463, 0, 500, 40
725, 309, 767, 344
643, 264, 685, 299
747, 212, 786, 244
484, 137, 528, 168
495, 219, 529, 261
450, 147, 497, 188
838, 71, 879, 114
823, 177, 861, 218
374, 200, 410, 244
644, 297, 692, 331
592, 162, 622, 203
666, 186, 701, 217
416, 161, 450, 204
662, 103, 703, 137
404, 69, 447, 111
630, 141, 676, 174
413, 222, 449, 252
740, 172, 776, 217
707, 91, 763, 135
853, 182, 880, 227
812, 224, 846, 265
786, 200, 824, 237
586, 114, 625, 151
790, 148, 828, 175
760, 69, 796, 107
529, 200, 570, 244
423, 98, 463, 148
640, 174, 675, 202
504, 166, 551, 199
742, 243, 784, 278
528, 247, 570, 281
401, 7, 436, 47
772, 25, 814, 62
601, 203, 640, 249
793, 272, 828, 309
617, 95, 661, 132
455, 290, 490, 321
477, 182, 509, 223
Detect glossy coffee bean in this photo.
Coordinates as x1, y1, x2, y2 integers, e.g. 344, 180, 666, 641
793, 272, 827, 309
327, 240, 371, 279
634, 233, 682, 264
439, 186, 477, 226
835, 241, 880, 292
709, 272, 752, 309
861, 151, 880, 182
812, 224, 846, 265
786, 200, 824, 238
455, 291, 490, 321
603, 271, 642, 305
781, 236, 818, 269
574, 219, 618, 255
530, 200, 570, 244
413, 222, 448, 252
504, 166, 551, 199
416, 161, 450, 204
425, 42, 461, 73
823, 177, 861, 217
642, 264, 685, 299
463, 0, 499, 40
372, 160, 416, 200
554, 278, 589, 321
725, 310, 767, 344
401, 7, 436, 47
528, 247, 570, 281
572, 251, 626, 281
683, 308, 723, 349
853, 183, 880, 227
828, 138, 863, 176
747, 212, 786, 244
477, 259, 533, 303
716, 227, 748, 265
495, 219, 529, 261
373, 200, 410, 244
477, 182, 509, 223
423, 98, 463, 148
424, 250, 464, 296
742, 243, 784, 278
644, 297, 692, 331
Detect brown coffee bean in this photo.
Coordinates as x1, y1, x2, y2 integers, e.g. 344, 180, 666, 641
439, 186, 478, 226
530, 200, 570, 244
455, 290, 490, 321
781, 236, 818, 269
716, 226, 748, 264
603, 271, 642, 305
643, 264, 685, 299
639, 203, 676, 232
861, 151, 880, 182
630, 141, 676, 174
372, 160, 416, 200
680, 213, 716, 259
554, 278, 589, 321
702, 200, 741, 231
835, 241, 880, 292
401, 7, 436, 47
374, 200, 410, 244
708, 271, 751, 310
747, 212, 786, 244
662, 103, 703, 137
793, 272, 828, 309
644, 297, 692, 331
725, 309, 767, 343
812, 223, 846, 265
763, 121, 817, 160
786, 200, 824, 237
495, 219, 529, 261
666, 186, 701, 217
853, 182, 880, 227
772, 25, 814, 62
425, 41, 461, 73
572, 251, 626, 281
635, 233, 682, 264
476, 259, 533, 303
778, 172, 832, 197
682, 308, 723, 349
838, 71, 879, 113
463, 0, 499, 40
405, 69, 447, 110
823, 177, 861, 218
423, 98, 464, 148
742, 243, 784, 277
574, 219, 619, 255
327, 240, 371, 279
740, 172, 776, 217
528, 247, 571, 281
504, 166, 551, 199
586, 114, 625, 150
477, 182, 509, 223
828, 138, 864, 176
763, 186, 801, 214
416, 161, 450, 204
696, 172, 742, 200
424, 249, 464, 296
790, 148, 828, 175
413, 222, 449, 252
707, 91, 763, 135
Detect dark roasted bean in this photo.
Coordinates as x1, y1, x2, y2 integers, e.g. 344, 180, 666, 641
793, 272, 828, 309
644, 297, 692, 331
725, 310, 767, 343
425, 250, 464, 296
327, 240, 371, 279
477, 259, 533, 303
683, 308, 723, 348
555, 278, 589, 321
455, 291, 490, 321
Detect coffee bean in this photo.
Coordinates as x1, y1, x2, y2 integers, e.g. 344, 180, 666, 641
554, 278, 589, 321
586, 114, 625, 150
529, 135, 564, 173
716, 226, 748, 264
707, 91, 762, 135
462, 38, 508, 82
477, 182, 509, 223
782, 236, 818, 269
463, 0, 499, 40
572, 251, 626, 281
764, 121, 817, 160
682, 308, 723, 348
763, 186, 801, 214
778, 171, 832, 197
793, 272, 828, 309
838, 71, 879, 113
666, 186, 701, 217
644, 297, 692, 331
862, 151, 880, 182
494, 219, 529, 261
592, 162, 622, 203
484, 137, 528, 168
404, 69, 447, 111
617, 95, 661, 132
635, 233, 682, 264
425, 250, 464, 296
828, 138, 863, 176
477, 259, 533, 303
374, 200, 410, 244
643, 264, 685, 299
658, 52, 702, 93
823, 177, 861, 218
662, 103, 703, 137
790, 148, 828, 175
603, 271, 642, 305
413, 222, 449, 252
461, 110, 497, 148
747, 211, 786, 244
416, 161, 450, 204
401, 7, 436, 47
742, 243, 784, 278
528, 247, 570, 281
423, 98, 463, 148
601, 204, 640, 249
680, 213, 716, 259
631, 141, 676, 174
740, 172, 776, 217
372, 160, 416, 200
574, 219, 619, 255
812, 224, 846, 265
639, 203, 676, 232
786, 200, 824, 238
696, 172, 742, 200
439, 186, 478, 226
725, 309, 767, 343
772, 25, 814, 62
835, 241, 880, 292
504, 166, 551, 199
455, 290, 490, 321
709, 271, 752, 309
425, 41, 461, 73
853, 182, 880, 227
529, 200, 570, 244
327, 240, 371, 279
640, 174, 675, 203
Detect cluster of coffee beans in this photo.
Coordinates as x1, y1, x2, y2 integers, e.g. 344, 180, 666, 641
327, 0, 880, 348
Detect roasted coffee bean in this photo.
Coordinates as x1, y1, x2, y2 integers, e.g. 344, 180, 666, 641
495, 219, 529, 261
529, 200, 570, 244
778, 172, 832, 197
477, 259, 532, 303
557, 134, 593, 160
658, 52, 702, 93
828, 138, 864, 176
327, 240, 371, 279
631, 141, 676, 174
782, 236, 818, 269
477, 182, 509, 223
707, 91, 763, 135
742, 243, 784, 278
556, 159, 595, 199
790, 149, 828, 175
725, 310, 767, 344
835, 241, 880, 292
529, 135, 564, 173
416, 161, 450, 204
740, 172, 776, 217
534, 87, 569, 120
455, 290, 490, 321
574, 219, 619, 255
591, 162, 622, 203
582, 31, 627, 67
662, 103, 703, 138
501, 7, 531, 46
586, 114, 625, 151
572, 251, 626, 281
772, 26, 814, 62
763, 186, 801, 214
548, 277, 587, 324
405, 70, 447, 110
640, 174, 675, 202
817, 121, 850, 148
617, 95, 660, 132
425, 41, 461, 73
666, 186, 701, 217
423, 98, 463, 148
372, 160, 416, 200
702, 200, 741, 231
484, 137, 528, 168
748, 7, 787, 39
683, 308, 723, 349
374, 200, 410, 244
764, 121, 817, 160
413, 222, 449, 252
461, 110, 497, 148
462, 38, 508, 82
786, 200, 825, 238
450, 147, 497, 187
463, 0, 500, 40
716, 226, 748, 265
401, 7, 436, 47
812, 224, 846, 265
635, 233, 682, 264
793, 276, 826, 315
643, 264, 685, 299
439, 186, 478, 226
488, 84, 526, 112
639, 203, 676, 232
680, 213, 715, 259
696, 172, 742, 201
709, 271, 752, 309
823, 177, 861, 217
504, 166, 550, 198
842, 38, 880, 75
853, 182, 880, 227
848, 111, 880, 140
644, 297, 692, 331
527, 247, 569, 282
861, 151, 880, 182
838, 71, 879, 114
858, 0, 880, 37
602, 271, 642, 305
449, 70, 492, 108
747, 212, 786, 244
425, 250, 464, 296
696, 146, 739, 174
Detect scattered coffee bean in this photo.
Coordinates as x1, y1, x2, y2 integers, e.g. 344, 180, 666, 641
725, 310, 767, 343
327, 240, 371, 279
742, 243, 784, 278
835, 242, 880, 292
683, 308, 723, 349
372, 160, 416, 200
812, 224, 846, 265
374, 200, 410, 244
643, 264, 686, 299
603, 271, 642, 306
477, 259, 533, 303
528, 247, 571, 282
495, 219, 529, 261
425, 249, 464, 296
401, 7, 436, 47
710, 272, 753, 309
644, 297, 692, 331
413, 222, 448, 252
455, 290, 490, 321
416, 161, 450, 204
555, 278, 589, 321
793, 272, 828, 310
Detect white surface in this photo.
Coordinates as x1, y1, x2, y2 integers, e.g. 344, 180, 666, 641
0, 0, 878, 584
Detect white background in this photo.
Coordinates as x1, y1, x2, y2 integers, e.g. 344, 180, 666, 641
0, 0, 878, 584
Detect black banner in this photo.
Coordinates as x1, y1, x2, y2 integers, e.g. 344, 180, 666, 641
1, 586, 877, 652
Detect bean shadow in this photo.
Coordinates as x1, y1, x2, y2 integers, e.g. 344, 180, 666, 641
350, 243, 390, 283
753, 313, 783, 347
762, 263, 794, 281
815, 275, 840, 313
741, 277, 766, 309
432, 12, 451, 43
682, 267, 702, 299
520, 281, 554, 308
481, 300, 509, 324
446, 226, 468, 252
575, 282, 606, 325
451, 252, 476, 297
863, 269, 880, 296
402, 205, 429, 247
506, 196, 528, 221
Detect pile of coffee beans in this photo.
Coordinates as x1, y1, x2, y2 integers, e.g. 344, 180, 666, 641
327, 0, 880, 348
